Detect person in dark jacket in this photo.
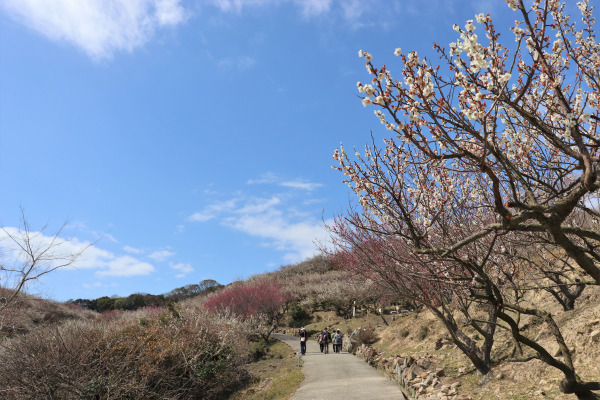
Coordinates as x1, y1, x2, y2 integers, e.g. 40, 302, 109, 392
321, 327, 331, 354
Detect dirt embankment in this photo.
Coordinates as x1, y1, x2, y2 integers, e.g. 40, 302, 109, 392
305, 287, 600, 400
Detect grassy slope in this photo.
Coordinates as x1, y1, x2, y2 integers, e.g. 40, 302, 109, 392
230, 340, 304, 400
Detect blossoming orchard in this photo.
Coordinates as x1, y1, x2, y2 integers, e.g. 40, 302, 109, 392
329, 0, 600, 398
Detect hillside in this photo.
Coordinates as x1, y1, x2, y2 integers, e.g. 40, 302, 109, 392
1, 255, 599, 399
273, 273, 600, 400
0, 288, 96, 338
237, 254, 599, 399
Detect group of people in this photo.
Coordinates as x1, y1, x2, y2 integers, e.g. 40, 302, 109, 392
298, 327, 343, 355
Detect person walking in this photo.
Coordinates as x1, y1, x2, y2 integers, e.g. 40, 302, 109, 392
299, 327, 308, 355
333, 329, 343, 353
317, 331, 325, 353
322, 327, 331, 354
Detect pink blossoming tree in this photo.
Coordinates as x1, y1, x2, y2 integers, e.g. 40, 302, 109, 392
204, 278, 285, 343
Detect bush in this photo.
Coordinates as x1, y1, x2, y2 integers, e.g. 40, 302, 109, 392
289, 302, 309, 321
288, 302, 310, 327
356, 328, 378, 345
0, 309, 250, 400
416, 326, 429, 341
247, 339, 269, 361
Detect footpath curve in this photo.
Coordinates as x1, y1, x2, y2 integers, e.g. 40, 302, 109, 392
272, 333, 405, 400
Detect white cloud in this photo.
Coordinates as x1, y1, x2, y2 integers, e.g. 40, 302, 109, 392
247, 173, 323, 191
189, 198, 238, 222
209, 0, 275, 13
226, 205, 327, 261
280, 180, 323, 191
171, 262, 194, 278
293, 0, 332, 16
237, 196, 281, 214
148, 249, 175, 261
246, 172, 279, 185
188, 174, 327, 262
0, 227, 156, 279
188, 211, 215, 222
95, 255, 155, 277
155, 0, 185, 25
340, 0, 363, 21
123, 245, 142, 254
210, 0, 332, 16
0, 0, 187, 60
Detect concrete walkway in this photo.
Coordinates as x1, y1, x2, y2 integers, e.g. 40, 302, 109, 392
272, 333, 405, 400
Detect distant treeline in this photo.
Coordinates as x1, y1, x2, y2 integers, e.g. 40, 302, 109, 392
67, 279, 223, 312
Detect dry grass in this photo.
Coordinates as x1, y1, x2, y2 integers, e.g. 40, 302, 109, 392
0, 289, 96, 338
230, 340, 303, 400
0, 303, 252, 400
322, 287, 600, 399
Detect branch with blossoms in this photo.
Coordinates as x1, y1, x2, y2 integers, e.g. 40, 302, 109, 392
348, 0, 600, 285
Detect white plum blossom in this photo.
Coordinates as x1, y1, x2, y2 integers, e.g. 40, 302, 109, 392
394, 48, 402, 56
363, 84, 375, 96
499, 72, 512, 85
358, 50, 373, 61
506, 0, 519, 10
526, 37, 535, 52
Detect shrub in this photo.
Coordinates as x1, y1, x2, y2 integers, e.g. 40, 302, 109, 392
289, 302, 309, 321
356, 328, 378, 345
0, 309, 250, 400
247, 339, 269, 361
416, 326, 429, 341
205, 278, 285, 343
288, 301, 310, 327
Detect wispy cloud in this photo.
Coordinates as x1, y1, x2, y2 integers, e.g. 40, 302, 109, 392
188, 198, 238, 222
170, 262, 194, 278
340, 0, 363, 21
95, 255, 155, 277
123, 245, 142, 254
209, 0, 279, 13
225, 203, 328, 262
217, 55, 257, 70
188, 175, 329, 262
280, 181, 323, 191
293, 0, 333, 16
0, 0, 187, 60
148, 249, 175, 262
247, 172, 323, 191
208, 0, 355, 21
237, 197, 281, 214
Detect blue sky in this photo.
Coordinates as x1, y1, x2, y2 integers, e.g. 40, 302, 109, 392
0, 0, 513, 302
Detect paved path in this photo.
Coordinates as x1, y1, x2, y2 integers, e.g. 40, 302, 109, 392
272, 333, 405, 400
